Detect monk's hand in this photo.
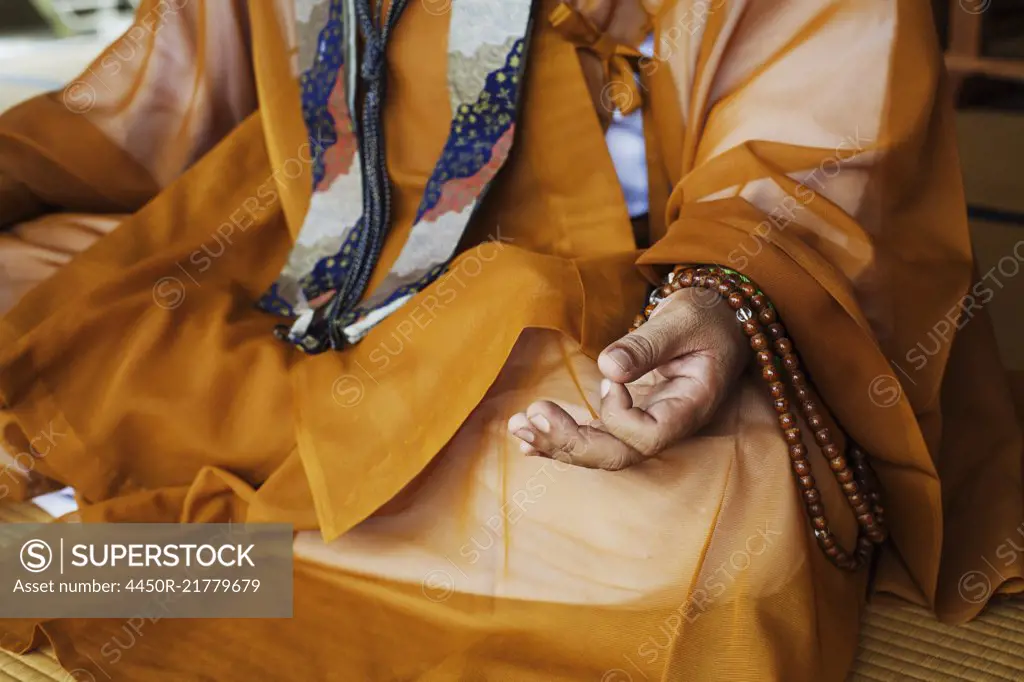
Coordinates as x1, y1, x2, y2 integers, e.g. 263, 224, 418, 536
507, 287, 748, 470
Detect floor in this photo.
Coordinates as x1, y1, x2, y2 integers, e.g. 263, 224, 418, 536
3, 14, 1024, 682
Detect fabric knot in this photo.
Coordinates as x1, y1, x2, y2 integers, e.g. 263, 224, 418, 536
360, 36, 385, 81
549, 1, 646, 116
549, 1, 617, 60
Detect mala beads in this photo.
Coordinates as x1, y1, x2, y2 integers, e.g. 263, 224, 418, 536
631, 265, 888, 571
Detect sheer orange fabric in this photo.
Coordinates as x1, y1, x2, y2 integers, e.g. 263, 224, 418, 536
0, 1, 1021, 680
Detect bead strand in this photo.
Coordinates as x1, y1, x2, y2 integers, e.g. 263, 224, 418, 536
631, 265, 888, 570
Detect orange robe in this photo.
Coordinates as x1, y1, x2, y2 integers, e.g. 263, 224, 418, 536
0, 1, 1021, 680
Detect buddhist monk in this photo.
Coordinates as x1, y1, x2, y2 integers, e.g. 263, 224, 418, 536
0, 0, 1021, 679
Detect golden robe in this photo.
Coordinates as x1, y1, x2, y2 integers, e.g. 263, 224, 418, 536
0, 1, 1022, 680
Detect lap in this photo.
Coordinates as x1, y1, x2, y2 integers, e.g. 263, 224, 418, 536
295, 329, 855, 609
0, 233, 867, 678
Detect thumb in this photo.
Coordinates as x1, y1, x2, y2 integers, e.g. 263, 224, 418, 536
599, 287, 734, 383
598, 300, 692, 383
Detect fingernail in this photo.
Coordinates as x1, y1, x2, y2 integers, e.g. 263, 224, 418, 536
600, 379, 611, 398
507, 413, 529, 432
519, 440, 536, 454
608, 348, 631, 373
529, 414, 551, 433
515, 429, 535, 443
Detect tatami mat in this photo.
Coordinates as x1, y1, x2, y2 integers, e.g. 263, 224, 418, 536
0, 504, 65, 682
0, 648, 65, 682
0, 503, 51, 524
1, 503, 1023, 681
851, 601, 1024, 681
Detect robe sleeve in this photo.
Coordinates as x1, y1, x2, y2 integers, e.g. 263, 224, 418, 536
639, 0, 972, 609
0, 0, 257, 229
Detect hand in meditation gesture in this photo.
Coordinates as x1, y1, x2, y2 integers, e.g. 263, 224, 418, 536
508, 288, 749, 470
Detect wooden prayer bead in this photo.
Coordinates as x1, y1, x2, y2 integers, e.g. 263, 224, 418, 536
631, 267, 888, 571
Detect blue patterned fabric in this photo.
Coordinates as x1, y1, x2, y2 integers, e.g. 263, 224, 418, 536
303, 0, 346, 189
260, 37, 528, 322
415, 40, 525, 221
257, 0, 535, 350
256, 0, 348, 318
338, 38, 530, 324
